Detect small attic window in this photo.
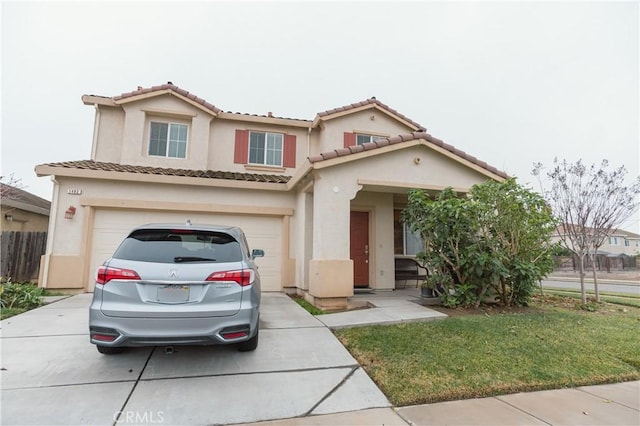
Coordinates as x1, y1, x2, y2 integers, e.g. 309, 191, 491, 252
356, 134, 386, 145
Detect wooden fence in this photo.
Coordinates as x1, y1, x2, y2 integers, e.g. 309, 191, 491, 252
554, 254, 637, 272
0, 232, 47, 283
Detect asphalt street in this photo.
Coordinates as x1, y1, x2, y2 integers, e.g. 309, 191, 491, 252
541, 279, 640, 295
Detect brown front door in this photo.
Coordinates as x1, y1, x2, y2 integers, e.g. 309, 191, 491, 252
350, 211, 369, 288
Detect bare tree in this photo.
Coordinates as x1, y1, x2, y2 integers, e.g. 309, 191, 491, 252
533, 159, 640, 304
0, 174, 25, 199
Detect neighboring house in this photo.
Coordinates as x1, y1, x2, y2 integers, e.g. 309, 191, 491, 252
552, 225, 640, 256
1, 184, 51, 282
1, 183, 50, 232
603, 229, 640, 256
35, 83, 506, 308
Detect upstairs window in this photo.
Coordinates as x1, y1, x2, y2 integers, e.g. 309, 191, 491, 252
356, 134, 386, 145
234, 129, 296, 168
149, 122, 188, 158
249, 131, 283, 166
343, 132, 387, 148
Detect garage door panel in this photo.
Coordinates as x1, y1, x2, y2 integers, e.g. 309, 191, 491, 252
89, 210, 282, 292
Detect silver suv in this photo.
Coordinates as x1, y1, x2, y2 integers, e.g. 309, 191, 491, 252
89, 223, 263, 354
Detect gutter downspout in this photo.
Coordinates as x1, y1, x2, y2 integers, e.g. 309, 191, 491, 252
41, 176, 60, 288
90, 105, 101, 160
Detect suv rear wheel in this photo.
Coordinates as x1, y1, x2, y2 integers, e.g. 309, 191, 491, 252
237, 329, 259, 352
96, 345, 125, 355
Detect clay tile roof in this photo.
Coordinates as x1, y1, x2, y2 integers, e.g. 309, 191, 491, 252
223, 111, 311, 123
317, 97, 426, 131
308, 132, 509, 179
0, 183, 51, 210
113, 83, 223, 114
104, 82, 310, 122
40, 160, 290, 184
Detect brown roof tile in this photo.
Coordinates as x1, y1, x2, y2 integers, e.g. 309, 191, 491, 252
103, 82, 310, 122
0, 183, 51, 209
40, 160, 290, 184
317, 97, 427, 131
113, 83, 223, 115
308, 132, 509, 179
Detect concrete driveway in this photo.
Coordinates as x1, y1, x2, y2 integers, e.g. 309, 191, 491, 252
1, 293, 390, 425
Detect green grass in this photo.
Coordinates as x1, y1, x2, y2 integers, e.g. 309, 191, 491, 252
290, 295, 328, 315
335, 300, 640, 406
543, 287, 640, 308
0, 307, 27, 320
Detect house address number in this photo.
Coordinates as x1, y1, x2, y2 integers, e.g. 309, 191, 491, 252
67, 188, 83, 195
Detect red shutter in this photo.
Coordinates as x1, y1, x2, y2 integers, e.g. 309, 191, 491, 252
344, 132, 356, 148
234, 129, 249, 164
283, 135, 296, 168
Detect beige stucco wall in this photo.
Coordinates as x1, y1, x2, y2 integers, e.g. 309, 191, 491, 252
40, 175, 297, 289
92, 94, 310, 176
93, 106, 125, 162
48, 176, 295, 254
207, 119, 308, 175
119, 96, 213, 170
293, 189, 314, 291
313, 109, 416, 155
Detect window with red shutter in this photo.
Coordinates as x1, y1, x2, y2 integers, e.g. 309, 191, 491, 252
234, 129, 249, 164
344, 132, 356, 148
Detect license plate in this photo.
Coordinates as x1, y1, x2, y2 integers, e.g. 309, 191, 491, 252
157, 285, 189, 303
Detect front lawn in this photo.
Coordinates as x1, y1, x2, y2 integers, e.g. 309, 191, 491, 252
334, 295, 640, 406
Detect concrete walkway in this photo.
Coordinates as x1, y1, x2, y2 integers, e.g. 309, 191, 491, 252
1, 290, 639, 425
317, 288, 447, 329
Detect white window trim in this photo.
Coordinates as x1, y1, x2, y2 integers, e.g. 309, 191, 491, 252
248, 131, 284, 166
148, 121, 189, 159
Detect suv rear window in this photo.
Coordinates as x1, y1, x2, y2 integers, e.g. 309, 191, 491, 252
113, 229, 242, 263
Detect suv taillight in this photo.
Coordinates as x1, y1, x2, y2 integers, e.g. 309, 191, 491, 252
206, 270, 253, 286
96, 266, 141, 285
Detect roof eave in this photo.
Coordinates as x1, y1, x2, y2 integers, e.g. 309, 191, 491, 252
82, 95, 117, 107
217, 112, 313, 128
308, 137, 507, 182
313, 103, 424, 131
113, 90, 220, 118
34, 165, 288, 192
1, 198, 50, 216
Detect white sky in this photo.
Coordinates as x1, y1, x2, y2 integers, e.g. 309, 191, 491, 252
2, 1, 639, 231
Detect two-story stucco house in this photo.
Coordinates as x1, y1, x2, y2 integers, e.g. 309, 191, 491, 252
35, 83, 506, 308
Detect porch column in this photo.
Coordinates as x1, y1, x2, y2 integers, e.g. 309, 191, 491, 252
307, 175, 361, 308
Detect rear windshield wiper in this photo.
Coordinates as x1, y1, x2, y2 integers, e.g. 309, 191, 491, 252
174, 256, 216, 263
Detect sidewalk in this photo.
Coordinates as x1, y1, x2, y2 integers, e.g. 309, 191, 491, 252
247, 380, 640, 425
247, 289, 640, 426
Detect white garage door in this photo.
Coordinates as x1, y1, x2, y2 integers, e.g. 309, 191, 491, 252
88, 209, 282, 292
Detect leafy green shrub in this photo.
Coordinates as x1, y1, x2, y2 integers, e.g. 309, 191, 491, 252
403, 179, 557, 308
1, 278, 45, 310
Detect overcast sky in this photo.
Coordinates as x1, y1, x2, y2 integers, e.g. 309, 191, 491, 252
2, 1, 639, 231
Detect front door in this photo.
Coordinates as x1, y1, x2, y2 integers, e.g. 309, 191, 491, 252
350, 211, 369, 288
